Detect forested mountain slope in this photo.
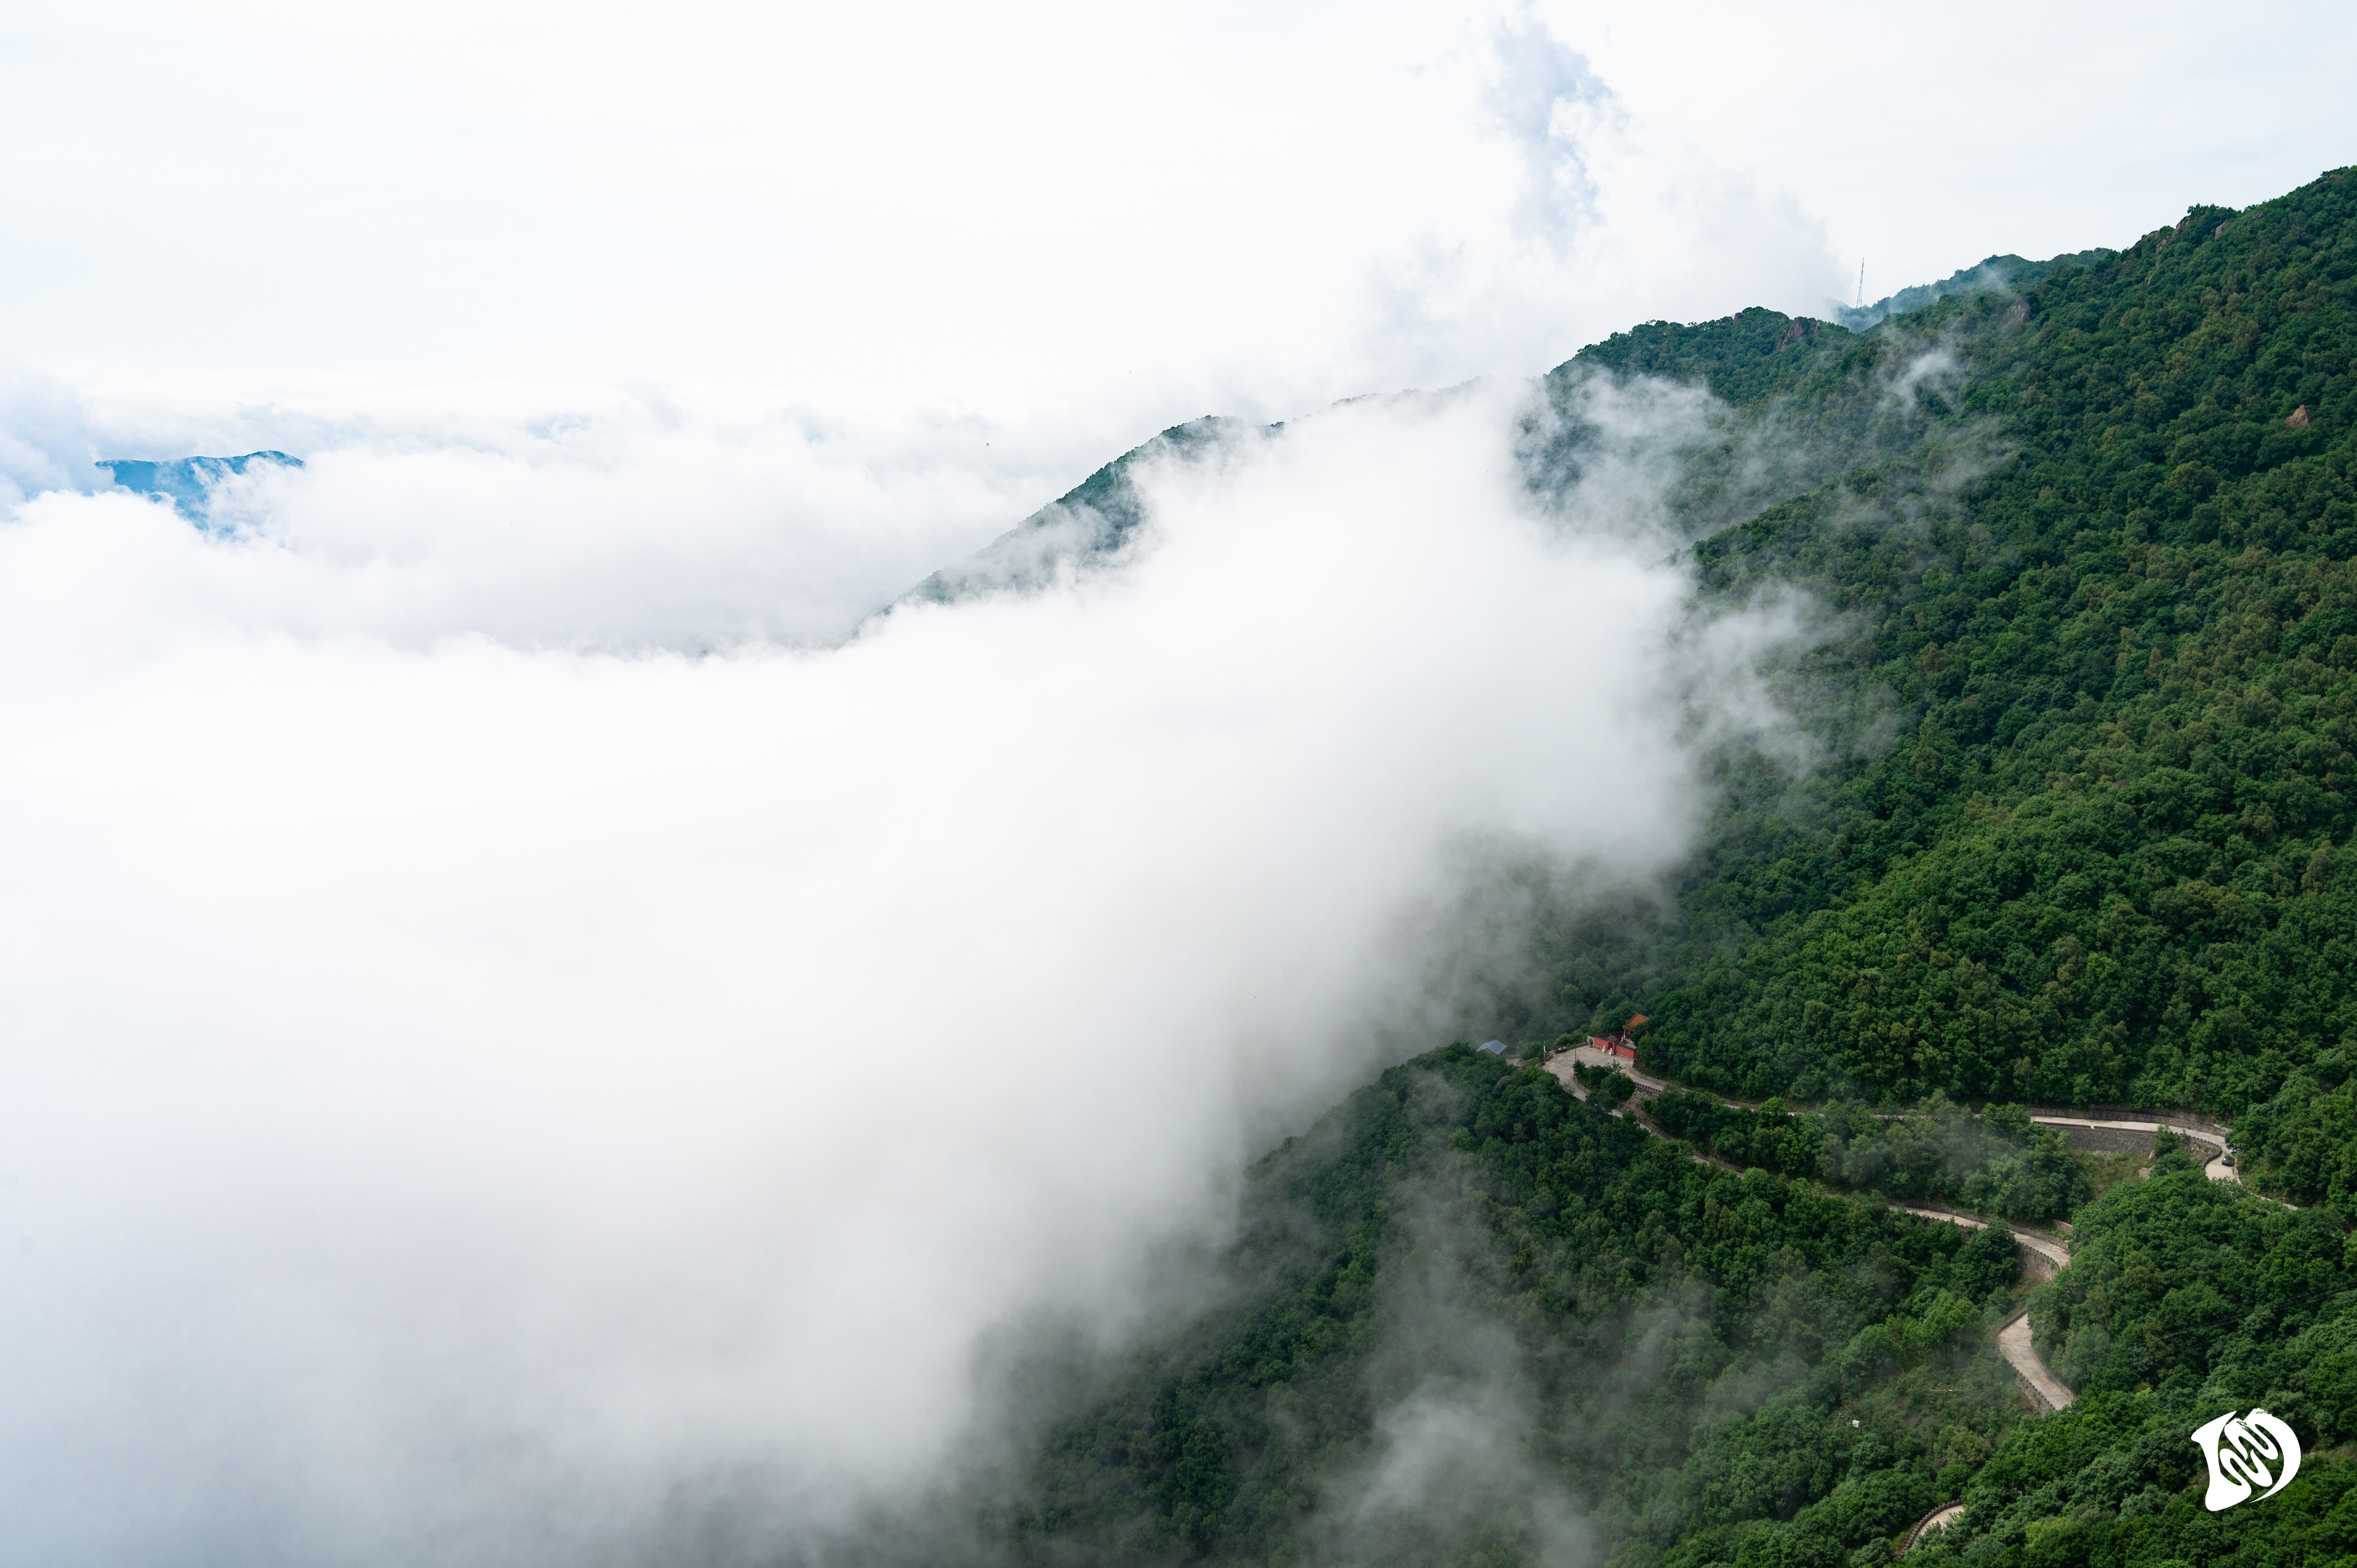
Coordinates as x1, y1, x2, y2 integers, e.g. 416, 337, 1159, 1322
928, 168, 2355, 1119
1522, 168, 2357, 1116
982, 1050, 2357, 1568
995, 1047, 2023, 1567
943, 168, 2357, 1568
905, 415, 1250, 602
1832, 249, 2117, 331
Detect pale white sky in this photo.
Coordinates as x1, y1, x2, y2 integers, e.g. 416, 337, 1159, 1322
3, 0, 2348, 431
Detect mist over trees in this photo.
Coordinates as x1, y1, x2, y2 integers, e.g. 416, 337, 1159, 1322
1503, 170, 2355, 1118
1645, 1094, 2090, 1223
908, 166, 2357, 1568
986, 1048, 2014, 1566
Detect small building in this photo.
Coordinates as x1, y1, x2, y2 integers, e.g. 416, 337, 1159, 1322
1589, 1032, 1639, 1062
1477, 1040, 1508, 1057
1585, 1014, 1648, 1063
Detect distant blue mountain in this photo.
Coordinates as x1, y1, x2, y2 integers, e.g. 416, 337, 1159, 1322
96, 451, 303, 523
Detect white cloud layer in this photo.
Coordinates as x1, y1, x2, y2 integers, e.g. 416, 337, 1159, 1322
7, 0, 2349, 431
1, 0, 1853, 424
0, 383, 1795, 1564
0, 371, 1133, 646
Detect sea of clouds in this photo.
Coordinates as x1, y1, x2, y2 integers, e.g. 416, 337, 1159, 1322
0, 1, 1893, 1556
0, 367, 1813, 1564
6, 0, 2350, 1556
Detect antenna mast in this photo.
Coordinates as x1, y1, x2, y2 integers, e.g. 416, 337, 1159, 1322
1856, 260, 1865, 308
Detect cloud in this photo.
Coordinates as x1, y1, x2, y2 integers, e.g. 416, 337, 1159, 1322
1883, 346, 1965, 414
1484, 18, 1617, 254
11, 387, 1132, 650
0, 360, 100, 507
0, 375, 1807, 1564
0, 1, 1860, 432
1300, 1175, 1604, 1568
1354, 19, 1843, 396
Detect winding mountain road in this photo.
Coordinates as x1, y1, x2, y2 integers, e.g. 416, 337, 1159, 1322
1902, 1502, 1968, 1554
1997, 1310, 2074, 1411
1534, 1050, 2301, 1412
1544, 1051, 2085, 1408
1895, 1206, 2071, 1275
2025, 1112, 2247, 1187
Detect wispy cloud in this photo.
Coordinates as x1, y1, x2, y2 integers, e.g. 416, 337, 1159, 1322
0, 379, 1806, 1564
1484, 17, 1617, 254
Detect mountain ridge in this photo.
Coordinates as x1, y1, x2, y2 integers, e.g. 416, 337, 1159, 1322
908, 166, 2357, 1568
95, 449, 302, 523
903, 244, 2117, 611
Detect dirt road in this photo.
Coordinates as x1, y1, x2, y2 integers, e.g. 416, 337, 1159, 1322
1998, 1310, 2074, 1411
1537, 1050, 2083, 1409
2026, 1113, 2246, 1187
1896, 1206, 2071, 1276
1902, 1502, 1968, 1554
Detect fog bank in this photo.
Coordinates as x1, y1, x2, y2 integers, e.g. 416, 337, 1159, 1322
0, 381, 1799, 1564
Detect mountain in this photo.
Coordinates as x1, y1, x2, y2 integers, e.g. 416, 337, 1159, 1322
908, 244, 2119, 611
908, 166, 2357, 1568
1830, 249, 2118, 332
905, 417, 1249, 602
1562, 177, 2353, 1118
96, 449, 303, 523
983, 1047, 2353, 1568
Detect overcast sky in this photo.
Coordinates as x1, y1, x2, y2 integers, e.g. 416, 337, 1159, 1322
4, 0, 2349, 436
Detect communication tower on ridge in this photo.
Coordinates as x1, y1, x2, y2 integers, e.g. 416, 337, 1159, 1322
1856, 260, 1865, 308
